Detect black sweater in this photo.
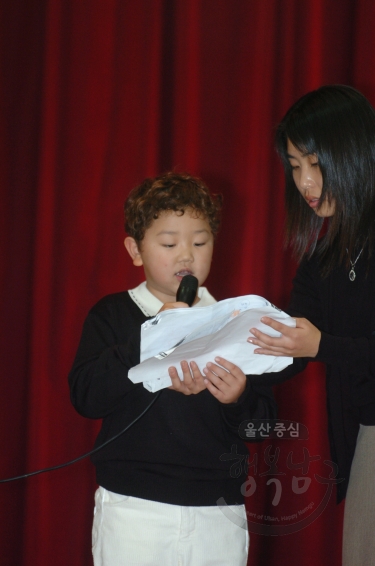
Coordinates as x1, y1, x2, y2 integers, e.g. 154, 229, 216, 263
69, 292, 277, 506
251, 251, 375, 502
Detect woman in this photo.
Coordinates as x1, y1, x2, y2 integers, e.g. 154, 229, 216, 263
248, 85, 375, 565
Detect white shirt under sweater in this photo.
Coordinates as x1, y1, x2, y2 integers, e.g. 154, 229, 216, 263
128, 281, 216, 317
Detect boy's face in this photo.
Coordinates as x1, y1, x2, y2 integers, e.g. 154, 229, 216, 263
125, 209, 214, 303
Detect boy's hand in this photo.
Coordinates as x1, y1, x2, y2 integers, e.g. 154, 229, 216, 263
158, 301, 189, 313
202, 357, 246, 404
168, 361, 207, 395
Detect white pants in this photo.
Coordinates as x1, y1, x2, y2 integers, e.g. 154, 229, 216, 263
92, 487, 249, 566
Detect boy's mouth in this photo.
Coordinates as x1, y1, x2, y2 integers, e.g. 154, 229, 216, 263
175, 269, 193, 281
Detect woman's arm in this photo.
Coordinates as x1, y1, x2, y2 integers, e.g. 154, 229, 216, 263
248, 255, 323, 357
247, 254, 375, 405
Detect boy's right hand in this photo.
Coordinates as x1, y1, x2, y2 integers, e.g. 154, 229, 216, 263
168, 361, 207, 395
158, 302, 189, 313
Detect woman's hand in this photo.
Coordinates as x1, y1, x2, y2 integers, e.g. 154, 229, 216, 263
168, 360, 207, 395
248, 317, 321, 358
202, 357, 247, 404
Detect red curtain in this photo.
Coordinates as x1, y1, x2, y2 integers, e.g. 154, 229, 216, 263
1, 1, 374, 564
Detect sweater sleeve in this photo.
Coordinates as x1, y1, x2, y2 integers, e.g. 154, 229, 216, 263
68, 296, 143, 419
316, 333, 375, 407
290, 256, 375, 408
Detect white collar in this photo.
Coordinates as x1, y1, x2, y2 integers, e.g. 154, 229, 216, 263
128, 281, 216, 317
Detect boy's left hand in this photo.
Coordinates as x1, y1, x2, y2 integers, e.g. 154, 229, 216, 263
203, 357, 246, 404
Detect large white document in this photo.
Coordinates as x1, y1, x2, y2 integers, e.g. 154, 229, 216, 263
128, 295, 295, 392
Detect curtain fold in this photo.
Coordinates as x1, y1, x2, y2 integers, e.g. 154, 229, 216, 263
1, 1, 373, 564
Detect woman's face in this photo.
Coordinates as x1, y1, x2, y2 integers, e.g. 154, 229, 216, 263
287, 139, 336, 218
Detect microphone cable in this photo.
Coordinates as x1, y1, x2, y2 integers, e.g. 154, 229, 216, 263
0, 390, 162, 483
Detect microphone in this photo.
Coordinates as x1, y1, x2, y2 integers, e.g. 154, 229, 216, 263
176, 275, 198, 307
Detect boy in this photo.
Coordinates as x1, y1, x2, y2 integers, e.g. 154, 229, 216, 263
69, 172, 276, 566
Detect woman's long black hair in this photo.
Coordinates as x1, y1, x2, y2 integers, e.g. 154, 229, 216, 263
276, 84, 375, 275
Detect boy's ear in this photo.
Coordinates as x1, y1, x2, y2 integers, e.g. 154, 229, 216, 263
124, 237, 143, 267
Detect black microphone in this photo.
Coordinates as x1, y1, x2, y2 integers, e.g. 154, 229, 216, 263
176, 275, 198, 307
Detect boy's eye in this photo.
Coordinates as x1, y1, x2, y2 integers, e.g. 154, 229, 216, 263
162, 244, 175, 248
194, 242, 206, 247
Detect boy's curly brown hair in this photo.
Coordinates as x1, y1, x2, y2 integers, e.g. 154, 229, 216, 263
124, 172, 222, 243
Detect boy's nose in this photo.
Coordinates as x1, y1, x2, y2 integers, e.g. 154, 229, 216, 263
178, 246, 194, 262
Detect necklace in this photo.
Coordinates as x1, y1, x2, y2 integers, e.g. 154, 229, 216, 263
346, 247, 364, 281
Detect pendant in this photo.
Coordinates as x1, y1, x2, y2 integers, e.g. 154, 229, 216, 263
349, 269, 356, 282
